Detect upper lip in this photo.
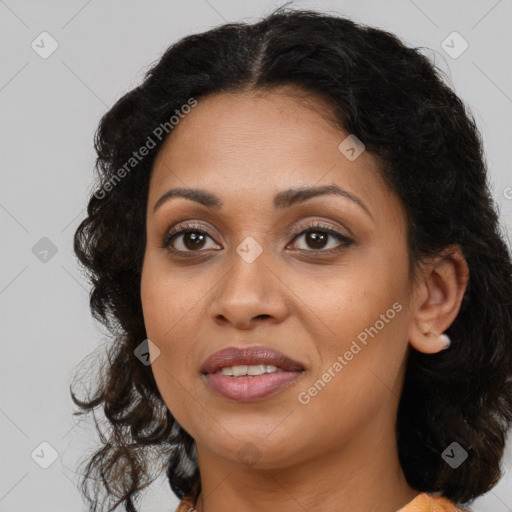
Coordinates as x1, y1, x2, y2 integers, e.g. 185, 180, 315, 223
200, 346, 305, 374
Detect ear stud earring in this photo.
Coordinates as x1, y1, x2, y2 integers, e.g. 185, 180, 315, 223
422, 326, 451, 350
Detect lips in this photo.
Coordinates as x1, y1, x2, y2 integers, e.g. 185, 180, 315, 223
200, 345, 306, 402
200, 346, 305, 374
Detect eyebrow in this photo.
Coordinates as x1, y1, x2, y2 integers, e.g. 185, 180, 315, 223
153, 184, 373, 220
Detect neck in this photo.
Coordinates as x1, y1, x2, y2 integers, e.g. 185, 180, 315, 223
191, 416, 419, 512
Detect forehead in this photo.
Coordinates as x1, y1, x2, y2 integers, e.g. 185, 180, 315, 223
151, 87, 339, 180
148, 88, 401, 223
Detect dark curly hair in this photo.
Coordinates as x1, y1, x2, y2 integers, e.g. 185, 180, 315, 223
71, 5, 512, 511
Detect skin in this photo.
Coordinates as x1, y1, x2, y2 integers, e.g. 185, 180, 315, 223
140, 86, 469, 512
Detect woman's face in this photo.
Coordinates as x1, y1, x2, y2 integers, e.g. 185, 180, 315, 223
141, 87, 417, 470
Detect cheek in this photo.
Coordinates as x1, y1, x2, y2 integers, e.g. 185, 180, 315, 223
141, 281, 195, 377
292, 302, 409, 452
140, 257, 197, 341
305, 242, 410, 383
306, 267, 406, 344
140, 260, 204, 416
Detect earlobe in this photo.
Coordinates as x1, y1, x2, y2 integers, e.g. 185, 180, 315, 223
410, 322, 452, 353
408, 245, 469, 354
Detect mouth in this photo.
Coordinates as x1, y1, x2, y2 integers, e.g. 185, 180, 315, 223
200, 345, 305, 402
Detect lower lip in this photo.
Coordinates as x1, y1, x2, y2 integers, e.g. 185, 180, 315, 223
203, 370, 304, 402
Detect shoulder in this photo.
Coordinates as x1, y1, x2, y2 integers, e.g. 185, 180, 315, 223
173, 497, 196, 512
397, 492, 471, 512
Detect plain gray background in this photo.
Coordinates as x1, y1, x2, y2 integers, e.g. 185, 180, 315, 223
1, 1, 511, 511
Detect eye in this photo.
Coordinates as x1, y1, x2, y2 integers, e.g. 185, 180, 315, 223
288, 222, 354, 252
161, 222, 220, 253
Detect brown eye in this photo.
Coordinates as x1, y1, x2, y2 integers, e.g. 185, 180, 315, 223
177, 231, 208, 250
289, 223, 354, 252
303, 231, 329, 250
165, 229, 219, 252
162, 222, 221, 253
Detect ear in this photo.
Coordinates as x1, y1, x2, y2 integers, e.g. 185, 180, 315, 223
408, 245, 469, 354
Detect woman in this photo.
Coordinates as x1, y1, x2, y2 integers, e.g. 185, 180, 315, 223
71, 6, 512, 512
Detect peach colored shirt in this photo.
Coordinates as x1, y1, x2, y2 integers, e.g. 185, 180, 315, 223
396, 492, 468, 511
174, 491, 468, 511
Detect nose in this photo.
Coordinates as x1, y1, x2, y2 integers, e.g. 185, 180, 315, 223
208, 251, 289, 330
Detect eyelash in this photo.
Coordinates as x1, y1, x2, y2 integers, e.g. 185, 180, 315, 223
161, 220, 354, 256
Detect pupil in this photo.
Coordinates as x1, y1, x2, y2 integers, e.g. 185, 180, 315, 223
308, 232, 327, 249
185, 233, 205, 250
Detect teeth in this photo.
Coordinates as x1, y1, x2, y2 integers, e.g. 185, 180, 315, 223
218, 364, 279, 377
248, 364, 278, 375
